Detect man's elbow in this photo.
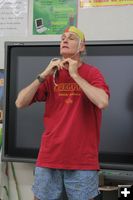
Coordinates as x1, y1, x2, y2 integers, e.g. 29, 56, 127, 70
98, 97, 109, 109
15, 100, 26, 108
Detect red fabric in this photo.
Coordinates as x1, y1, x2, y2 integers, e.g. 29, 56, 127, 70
31, 63, 110, 170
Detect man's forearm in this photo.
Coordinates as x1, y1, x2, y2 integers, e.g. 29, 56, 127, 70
71, 73, 109, 109
15, 79, 41, 108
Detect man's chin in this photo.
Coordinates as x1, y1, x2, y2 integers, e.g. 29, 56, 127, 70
61, 53, 72, 58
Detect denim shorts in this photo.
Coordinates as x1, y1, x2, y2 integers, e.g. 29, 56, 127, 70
32, 167, 99, 200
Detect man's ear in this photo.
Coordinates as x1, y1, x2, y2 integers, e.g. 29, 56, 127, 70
79, 42, 85, 53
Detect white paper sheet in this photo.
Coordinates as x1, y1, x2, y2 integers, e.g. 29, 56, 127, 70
0, 0, 28, 37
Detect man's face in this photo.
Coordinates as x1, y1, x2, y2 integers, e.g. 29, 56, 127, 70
60, 32, 81, 58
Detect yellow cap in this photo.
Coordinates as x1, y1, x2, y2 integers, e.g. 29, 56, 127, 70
64, 26, 85, 42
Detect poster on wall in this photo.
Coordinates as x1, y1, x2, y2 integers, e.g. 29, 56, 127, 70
80, 0, 133, 7
33, 0, 77, 35
0, 0, 28, 37
0, 69, 4, 123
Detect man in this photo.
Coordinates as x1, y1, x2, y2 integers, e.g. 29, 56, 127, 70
16, 26, 110, 200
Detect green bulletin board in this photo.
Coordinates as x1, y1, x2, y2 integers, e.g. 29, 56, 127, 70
33, 0, 77, 35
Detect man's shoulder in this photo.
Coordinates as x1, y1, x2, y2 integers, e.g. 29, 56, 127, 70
81, 63, 99, 73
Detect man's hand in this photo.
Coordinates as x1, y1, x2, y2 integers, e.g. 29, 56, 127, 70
41, 58, 62, 78
61, 58, 79, 77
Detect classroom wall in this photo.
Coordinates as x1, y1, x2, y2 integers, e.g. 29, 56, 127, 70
0, 0, 133, 199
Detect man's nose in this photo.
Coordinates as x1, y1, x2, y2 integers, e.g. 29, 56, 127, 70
63, 37, 69, 42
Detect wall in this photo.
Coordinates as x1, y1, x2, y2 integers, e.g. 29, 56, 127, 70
1, 1, 133, 67
0, 0, 133, 199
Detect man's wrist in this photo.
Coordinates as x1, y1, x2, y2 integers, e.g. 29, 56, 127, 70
36, 74, 45, 83
70, 72, 79, 80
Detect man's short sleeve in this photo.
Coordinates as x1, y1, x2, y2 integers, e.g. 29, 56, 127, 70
89, 67, 110, 97
30, 81, 48, 105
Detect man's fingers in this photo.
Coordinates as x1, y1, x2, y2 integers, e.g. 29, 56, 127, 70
63, 62, 69, 69
60, 60, 69, 69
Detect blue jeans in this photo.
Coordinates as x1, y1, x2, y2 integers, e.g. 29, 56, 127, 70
32, 167, 99, 200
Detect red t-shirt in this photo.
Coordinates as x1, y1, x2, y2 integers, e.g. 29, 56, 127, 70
31, 63, 110, 170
